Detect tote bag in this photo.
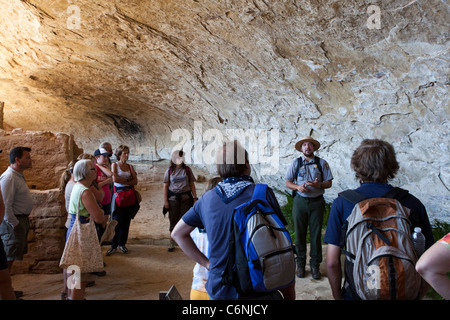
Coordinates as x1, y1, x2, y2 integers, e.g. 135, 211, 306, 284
100, 216, 118, 244
60, 188, 104, 273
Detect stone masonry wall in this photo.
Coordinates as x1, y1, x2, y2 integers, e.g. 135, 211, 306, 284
1, 129, 82, 274
12, 189, 66, 274
0, 129, 82, 190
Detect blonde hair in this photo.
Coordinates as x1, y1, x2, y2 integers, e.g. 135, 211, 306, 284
59, 160, 77, 193
77, 153, 95, 160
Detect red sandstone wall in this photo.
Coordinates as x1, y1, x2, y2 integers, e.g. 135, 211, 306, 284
0, 129, 82, 274
0, 129, 82, 190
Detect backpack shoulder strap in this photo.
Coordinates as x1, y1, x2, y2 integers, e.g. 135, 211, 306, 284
338, 189, 367, 205
296, 157, 303, 178
243, 184, 269, 215
338, 189, 366, 259
252, 184, 268, 201
314, 156, 323, 175
184, 166, 192, 182
382, 187, 409, 200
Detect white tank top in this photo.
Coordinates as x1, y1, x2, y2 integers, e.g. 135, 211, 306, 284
114, 163, 132, 188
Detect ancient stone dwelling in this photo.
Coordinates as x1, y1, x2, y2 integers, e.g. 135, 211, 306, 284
0, 0, 448, 274
0, 130, 81, 273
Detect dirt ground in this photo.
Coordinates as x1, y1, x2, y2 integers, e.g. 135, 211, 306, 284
11, 161, 333, 300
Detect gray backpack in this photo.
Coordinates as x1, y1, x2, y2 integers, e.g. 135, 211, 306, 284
339, 188, 422, 300
222, 184, 295, 296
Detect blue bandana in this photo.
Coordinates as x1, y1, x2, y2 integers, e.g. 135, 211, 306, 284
215, 175, 254, 204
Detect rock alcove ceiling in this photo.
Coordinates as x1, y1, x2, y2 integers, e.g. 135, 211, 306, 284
0, 0, 448, 221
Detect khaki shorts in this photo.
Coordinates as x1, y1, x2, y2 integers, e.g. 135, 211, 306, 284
190, 288, 210, 300
0, 216, 30, 261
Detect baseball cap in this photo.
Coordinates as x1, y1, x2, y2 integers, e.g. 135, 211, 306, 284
94, 147, 113, 157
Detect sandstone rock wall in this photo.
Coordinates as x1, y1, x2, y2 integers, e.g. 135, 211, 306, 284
12, 189, 66, 274
0, 1, 448, 222
0, 129, 82, 190
0, 129, 82, 274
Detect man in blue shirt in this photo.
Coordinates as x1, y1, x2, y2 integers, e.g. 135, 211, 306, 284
172, 140, 294, 300
324, 139, 433, 300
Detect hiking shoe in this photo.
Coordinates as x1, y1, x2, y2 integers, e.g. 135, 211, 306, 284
118, 246, 128, 253
296, 266, 305, 278
311, 267, 321, 280
106, 247, 116, 256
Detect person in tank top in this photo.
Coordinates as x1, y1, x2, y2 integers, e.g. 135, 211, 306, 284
106, 145, 138, 256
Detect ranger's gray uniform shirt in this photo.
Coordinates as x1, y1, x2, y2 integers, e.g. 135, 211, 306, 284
285, 156, 333, 198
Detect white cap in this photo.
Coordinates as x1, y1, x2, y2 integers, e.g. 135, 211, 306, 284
414, 227, 422, 233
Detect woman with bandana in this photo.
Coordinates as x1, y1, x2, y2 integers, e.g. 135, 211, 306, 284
172, 140, 294, 300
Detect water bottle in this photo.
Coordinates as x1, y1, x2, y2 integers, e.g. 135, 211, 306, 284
412, 227, 426, 257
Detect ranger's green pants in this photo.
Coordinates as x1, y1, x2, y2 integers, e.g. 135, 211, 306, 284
292, 195, 325, 269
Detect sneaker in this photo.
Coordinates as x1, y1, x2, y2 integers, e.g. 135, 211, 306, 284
106, 247, 116, 256
118, 246, 128, 253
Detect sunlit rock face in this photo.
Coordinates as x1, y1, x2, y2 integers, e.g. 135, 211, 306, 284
0, 0, 448, 221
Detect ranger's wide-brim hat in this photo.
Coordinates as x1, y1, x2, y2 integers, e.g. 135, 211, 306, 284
295, 136, 320, 152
